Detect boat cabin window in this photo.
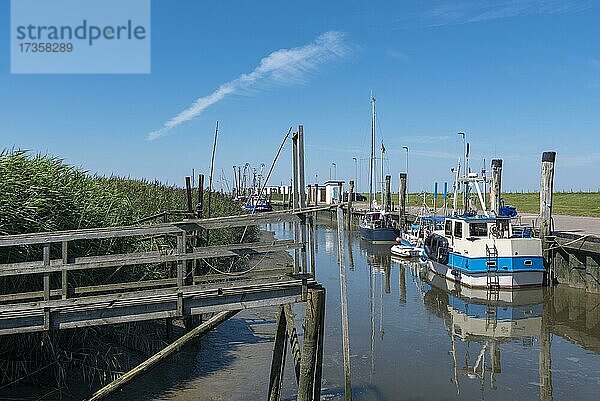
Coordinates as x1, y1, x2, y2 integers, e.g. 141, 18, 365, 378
453, 221, 463, 238
445, 220, 452, 236
469, 223, 488, 237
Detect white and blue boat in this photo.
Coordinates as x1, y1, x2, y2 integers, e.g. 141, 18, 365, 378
422, 215, 544, 288
421, 156, 544, 289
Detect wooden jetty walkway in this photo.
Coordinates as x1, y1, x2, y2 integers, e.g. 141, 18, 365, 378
0, 206, 328, 336
0, 125, 330, 401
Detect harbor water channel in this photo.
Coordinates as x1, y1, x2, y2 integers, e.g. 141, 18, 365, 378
11, 216, 600, 400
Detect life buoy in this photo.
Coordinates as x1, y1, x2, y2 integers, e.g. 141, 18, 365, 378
490, 225, 500, 239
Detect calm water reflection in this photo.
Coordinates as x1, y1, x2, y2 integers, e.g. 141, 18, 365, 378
12, 220, 598, 400
271, 219, 600, 401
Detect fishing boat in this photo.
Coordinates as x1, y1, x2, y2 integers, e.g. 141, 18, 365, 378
359, 94, 399, 244
242, 195, 272, 213
420, 155, 544, 289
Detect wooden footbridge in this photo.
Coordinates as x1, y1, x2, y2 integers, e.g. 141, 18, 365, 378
0, 126, 329, 400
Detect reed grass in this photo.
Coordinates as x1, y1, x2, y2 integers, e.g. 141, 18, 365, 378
0, 149, 257, 389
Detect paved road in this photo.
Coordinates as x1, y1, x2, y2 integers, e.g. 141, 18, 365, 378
519, 213, 600, 237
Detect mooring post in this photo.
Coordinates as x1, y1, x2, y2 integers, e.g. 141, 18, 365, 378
337, 207, 353, 400
298, 126, 308, 275
399, 173, 407, 228
540, 151, 556, 283
297, 287, 326, 401
268, 306, 288, 401
385, 175, 391, 212
185, 176, 193, 214
490, 159, 503, 215
346, 180, 354, 229
337, 182, 343, 204
292, 133, 300, 274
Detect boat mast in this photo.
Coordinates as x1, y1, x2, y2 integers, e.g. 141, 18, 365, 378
369, 93, 375, 211
380, 141, 385, 208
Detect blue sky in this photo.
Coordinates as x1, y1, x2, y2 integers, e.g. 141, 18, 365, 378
1, 0, 599, 193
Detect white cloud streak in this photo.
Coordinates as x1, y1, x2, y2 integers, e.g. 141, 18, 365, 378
148, 31, 349, 140
403, 0, 591, 28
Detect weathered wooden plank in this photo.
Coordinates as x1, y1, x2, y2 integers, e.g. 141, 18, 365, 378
58, 310, 178, 330
0, 225, 183, 247
0, 240, 299, 276
0, 206, 333, 248
0, 278, 312, 312
74, 278, 177, 295
268, 306, 288, 401
0, 281, 310, 335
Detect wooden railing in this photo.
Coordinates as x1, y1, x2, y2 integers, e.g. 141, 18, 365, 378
0, 205, 329, 335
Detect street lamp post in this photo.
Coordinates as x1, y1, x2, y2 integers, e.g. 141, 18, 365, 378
403, 146, 409, 205
331, 162, 337, 180
352, 157, 357, 191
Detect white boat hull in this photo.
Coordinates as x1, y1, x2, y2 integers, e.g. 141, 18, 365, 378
422, 259, 544, 289
390, 244, 422, 258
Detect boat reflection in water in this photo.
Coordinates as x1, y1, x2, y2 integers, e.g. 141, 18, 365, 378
421, 270, 548, 398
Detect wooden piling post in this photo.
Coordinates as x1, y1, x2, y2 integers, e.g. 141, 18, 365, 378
399, 173, 407, 228
284, 305, 302, 383
490, 159, 503, 215
385, 175, 391, 211
337, 207, 353, 400
297, 287, 326, 401
540, 151, 556, 282
268, 306, 288, 401
346, 180, 354, 229
298, 126, 308, 274
185, 176, 193, 214
292, 132, 300, 274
